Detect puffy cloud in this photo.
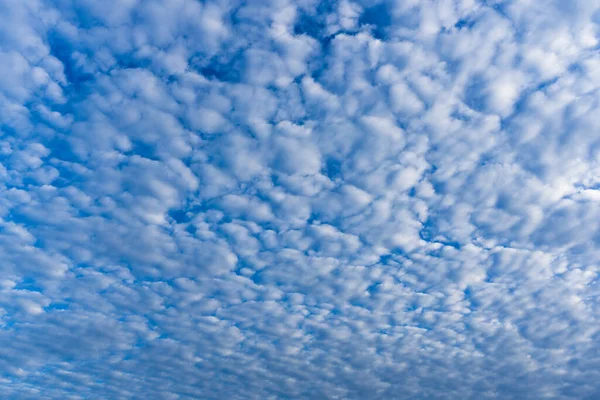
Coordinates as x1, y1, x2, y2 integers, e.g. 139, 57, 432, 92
1, 0, 600, 399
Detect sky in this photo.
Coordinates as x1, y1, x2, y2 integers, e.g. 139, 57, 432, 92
1, 0, 600, 398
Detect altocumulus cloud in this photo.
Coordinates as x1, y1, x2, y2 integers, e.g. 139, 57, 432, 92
1, 0, 600, 398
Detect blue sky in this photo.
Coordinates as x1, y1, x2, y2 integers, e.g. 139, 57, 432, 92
1, 0, 600, 398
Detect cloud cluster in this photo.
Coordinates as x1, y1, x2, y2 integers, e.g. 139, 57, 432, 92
1, 0, 600, 398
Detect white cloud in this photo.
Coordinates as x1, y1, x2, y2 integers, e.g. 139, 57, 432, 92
0, 0, 599, 399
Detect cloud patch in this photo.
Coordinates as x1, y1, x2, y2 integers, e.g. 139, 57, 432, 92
1, 0, 600, 399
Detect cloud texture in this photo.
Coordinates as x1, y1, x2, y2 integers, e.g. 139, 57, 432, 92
1, 0, 600, 398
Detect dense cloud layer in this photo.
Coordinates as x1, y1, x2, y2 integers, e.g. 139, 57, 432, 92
1, 0, 600, 398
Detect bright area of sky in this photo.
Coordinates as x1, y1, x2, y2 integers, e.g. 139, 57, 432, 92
1, 0, 600, 398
